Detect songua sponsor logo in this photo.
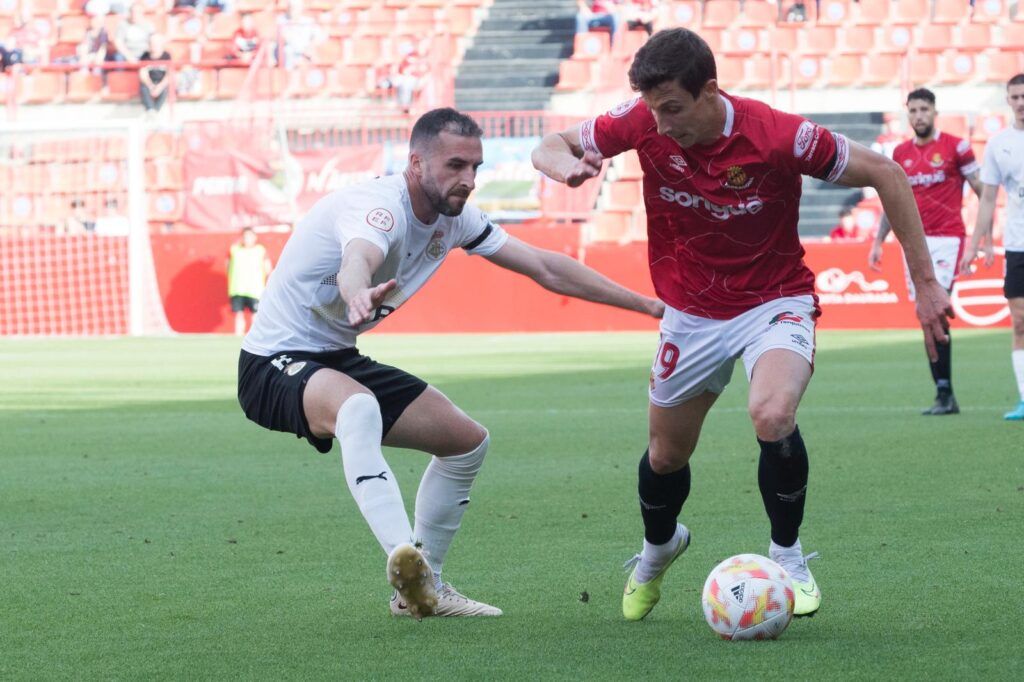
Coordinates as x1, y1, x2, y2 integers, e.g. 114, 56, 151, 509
907, 170, 947, 187
658, 186, 763, 220
815, 267, 898, 304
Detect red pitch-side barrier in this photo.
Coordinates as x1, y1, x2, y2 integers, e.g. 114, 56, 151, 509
151, 228, 1011, 334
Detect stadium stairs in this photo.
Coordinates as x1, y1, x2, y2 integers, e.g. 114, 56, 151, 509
456, 0, 578, 110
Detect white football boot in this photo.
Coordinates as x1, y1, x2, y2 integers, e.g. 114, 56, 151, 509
770, 540, 821, 617
391, 582, 502, 617
386, 543, 437, 620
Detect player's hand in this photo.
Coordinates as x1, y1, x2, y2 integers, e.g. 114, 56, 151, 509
347, 279, 397, 326
981, 236, 996, 268
867, 243, 883, 272
914, 280, 954, 362
959, 245, 978, 275
564, 151, 603, 188
644, 297, 665, 319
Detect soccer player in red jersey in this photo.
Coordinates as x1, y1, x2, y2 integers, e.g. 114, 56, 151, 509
869, 88, 983, 415
532, 28, 951, 621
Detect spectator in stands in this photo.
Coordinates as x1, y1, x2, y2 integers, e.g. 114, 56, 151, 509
173, 0, 231, 15
577, 0, 622, 45
829, 207, 865, 242
64, 197, 96, 235
94, 197, 131, 236
138, 32, 172, 117
384, 49, 427, 113
277, 0, 324, 69
622, 0, 658, 36
111, 4, 154, 63
227, 227, 273, 336
231, 12, 260, 63
85, 0, 132, 16
77, 13, 110, 68
785, 1, 808, 22
1, 10, 49, 71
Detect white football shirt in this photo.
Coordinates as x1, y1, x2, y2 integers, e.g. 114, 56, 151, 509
980, 126, 1024, 252
242, 174, 508, 355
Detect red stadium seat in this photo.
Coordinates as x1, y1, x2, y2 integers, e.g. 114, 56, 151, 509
972, 0, 1005, 23
329, 64, 368, 96
958, 24, 992, 53
662, 1, 700, 27
802, 26, 837, 56
573, 31, 611, 60
995, 23, 1024, 50
177, 68, 215, 100
215, 68, 248, 99
607, 180, 642, 211
908, 52, 938, 85
770, 25, 799, 53
826, 54, 863, 86
916, 24, 953, 53
65, 69, 102, 102
401, 6, 437, 32
716, 55, 746, 87
699, 28, 723, 52
837, 25, 875, 55
816, 0, 851, 26
345, 35, 383, 65
890, 0, 928, 25
149, 192, 184, 223
555, 60, 593, 91
439, 6, 474, 35
877, 25, 913, 54
206, 12, 240, 41
721, 28, 765, 56
738, 0, 776, 28
358, 6, 398, 35
58, 14, 89, 44
743, 54, 776, 89
936, 114, 970, 138
167, 13, 205, 42
702, 0, 741, 28
591, 210, 633, 242
312, 39, 344, 65
853, 0, 890, 26
973, 113, 1007, 141
932, 0, 970, 24
937, 50, 976, 84
145, 131, 180, 160
982, 49, 1024, 82
862, 53, 901, 86
16, 70, 64, 105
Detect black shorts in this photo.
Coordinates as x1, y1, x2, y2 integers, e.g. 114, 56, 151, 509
237, 348, 428, 454
1005, 251, 1024, 299
231, 296, 259, 313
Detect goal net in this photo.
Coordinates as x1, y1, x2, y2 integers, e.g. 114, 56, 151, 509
0, 120, 171, 336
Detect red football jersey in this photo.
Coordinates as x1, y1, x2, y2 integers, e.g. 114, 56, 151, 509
580, 92, 849, 319
891, 132, 978, 238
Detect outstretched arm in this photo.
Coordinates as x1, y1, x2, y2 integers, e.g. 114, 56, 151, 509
338, 238, 395, 326
834, 141, 952, 360
531, 124, 604, 188
961, 182, 999, 273
484, 236, 663, 318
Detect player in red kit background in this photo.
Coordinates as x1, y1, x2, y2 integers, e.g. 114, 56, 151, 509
869, 88, 983, 415
533, 28, 951, 623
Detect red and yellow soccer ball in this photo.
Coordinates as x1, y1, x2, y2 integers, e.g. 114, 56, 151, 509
701, 554, 795, 641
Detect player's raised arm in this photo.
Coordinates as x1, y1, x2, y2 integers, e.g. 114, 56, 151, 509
338, 238, 395, 326
531, 124, 604, 188
484, 235, 663, 318
834, 141, 953, 360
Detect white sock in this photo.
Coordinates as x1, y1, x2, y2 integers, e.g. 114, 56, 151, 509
1013, 350, 1024, 401
636, 524, 685, 583
769, 538, 802, 557
414, 433, 489, 586
336, 393, 412, 556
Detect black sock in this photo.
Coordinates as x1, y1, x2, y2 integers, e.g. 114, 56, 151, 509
638, 450, 691, 545
757, 426, 808, 548
929, 333, 952, 395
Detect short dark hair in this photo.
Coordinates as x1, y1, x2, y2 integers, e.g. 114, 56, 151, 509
839, 207, 853, 217
906, 88, 936, 106
1008, 73, 1024, 88
628, 28, 717, 99
410, 108, 483, 149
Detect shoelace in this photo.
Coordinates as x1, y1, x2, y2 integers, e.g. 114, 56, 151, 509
622, 553, 642, 573
774, 551, 820, 583
438, 583, 469, 603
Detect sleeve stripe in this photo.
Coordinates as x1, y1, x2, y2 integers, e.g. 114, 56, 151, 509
824, 133, 851, 183
580, 118, 603, 156
463, 224, 493, 251
960, 161, 980, 175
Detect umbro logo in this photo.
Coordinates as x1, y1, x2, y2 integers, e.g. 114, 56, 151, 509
356, 471, 388, 484
669, 154, 687, 173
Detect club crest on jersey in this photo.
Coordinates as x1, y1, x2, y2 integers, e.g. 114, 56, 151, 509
722, 165, 753, 190
366, 208, 395, 232
669, 155, 687, 173
426, 238, 447, 261
930, 153, 944, 168
903, 159, 914, 168
609, 96, 640, 118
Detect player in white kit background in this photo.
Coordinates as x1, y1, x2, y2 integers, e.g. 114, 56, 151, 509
961, 74, 1024, 421
237, 108, 663, 619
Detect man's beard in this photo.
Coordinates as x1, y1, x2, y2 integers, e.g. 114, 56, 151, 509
914, 123, 934, 139
425, 183, 468, 217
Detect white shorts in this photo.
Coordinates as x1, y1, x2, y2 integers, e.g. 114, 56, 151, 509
903, 235, 963, 299
649, 296, 818, 408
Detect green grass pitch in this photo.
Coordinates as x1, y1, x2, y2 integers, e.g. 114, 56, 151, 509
1, 331, 1021, 679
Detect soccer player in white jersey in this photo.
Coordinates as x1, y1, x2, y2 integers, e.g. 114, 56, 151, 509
237, 109, 664, 619
961, 74, 1024, 421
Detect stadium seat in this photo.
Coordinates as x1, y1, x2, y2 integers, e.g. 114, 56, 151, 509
64, 69, 102, 102
702, 0, 741, 28
177, 68, 215, 100
743, 54, 776, 90
313, 39, 345, 65
617, 29, 649, 58
215, 68, 248, 99
877, 26, 913, 54
206, 12, 240, 41
971, 0, 1004, 23
345, 36, 383, 66
555, 60, 593, 91
890, 0, 928, 25
619, 151, 643, 180
201, 41, 232, 61
330, 64, 368, 96
58, 14, 89, 44
932, 0, 970, 24
699, 28, 723, 52
853, 0, 890, 26
149, 191, 184, 223
717, 55, 746, 87
802, 26, 837, 57
937, 51, 975, 84
916, 24, 953, 53
146, 159, 184, 190
935, 113, 970, 138
982, 49, 1023, 82
607, 180, 642, 211
440, 5, 474, 35
721, 28, 764, 56
17, 70, 64, 105
401, 6, 437, 32
145, 131, 180, 160
791, 56, 822, 88
573, 32, 611, 60
770, 25, 799, 53
816, 0, 851, 26
738, 0, 776, 28
661, 1, 699, 28
908, 52, 938, 85
590, 210, 633, 242
862, 53, 901, 86
825, 54, 863, 86
995, 23, 1024, 50
958, 24, 992, 53
358, 6, 398, 35
836, 25, 875, 55
167, 13, 205, 42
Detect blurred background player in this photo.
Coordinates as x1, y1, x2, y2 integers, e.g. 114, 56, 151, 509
533, 28, 952, 623
962, 74, 1024, 421
829, 207, 866, 242
869, 88, 983, 416
237, 108, 664, 619
228, 227, 273, 336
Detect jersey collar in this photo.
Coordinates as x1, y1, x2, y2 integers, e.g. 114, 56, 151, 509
720, 94, 735, 138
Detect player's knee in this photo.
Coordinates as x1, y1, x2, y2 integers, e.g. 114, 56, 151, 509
648, 437, 694, 474
749, 399, 796, 442
312, 386, 376, 437
435, 420, 488, 457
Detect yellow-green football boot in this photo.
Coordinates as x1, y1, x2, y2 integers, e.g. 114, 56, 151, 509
770, 541, 821, 617
622, 524, 691, 621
